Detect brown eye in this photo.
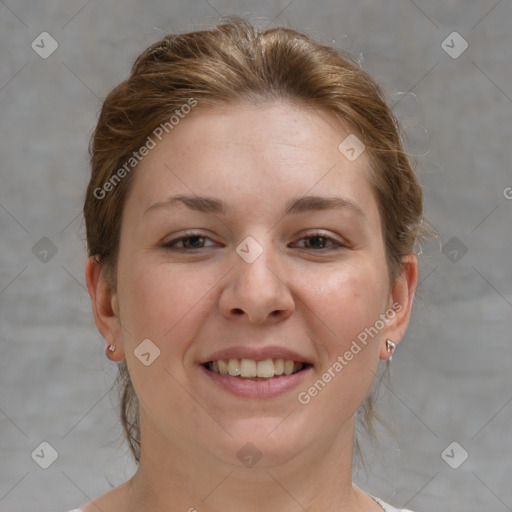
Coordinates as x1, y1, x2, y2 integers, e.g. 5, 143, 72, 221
292, 233, 345, 251
162, 233, 217, 250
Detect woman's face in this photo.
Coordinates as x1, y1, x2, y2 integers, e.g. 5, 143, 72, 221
90, 101, 416, 469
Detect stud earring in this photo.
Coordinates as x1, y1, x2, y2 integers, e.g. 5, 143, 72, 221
385, 339, 396, 361
107, 344, 116, 353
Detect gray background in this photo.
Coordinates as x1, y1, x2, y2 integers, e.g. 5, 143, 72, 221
1, 1, 511, 511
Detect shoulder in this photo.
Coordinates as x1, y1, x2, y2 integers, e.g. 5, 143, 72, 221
371, 495, 417, 512
64, 479, 132, 512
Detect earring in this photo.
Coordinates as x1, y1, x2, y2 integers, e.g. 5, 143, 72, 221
385, 339, 396, 361
107, 344, 116, 353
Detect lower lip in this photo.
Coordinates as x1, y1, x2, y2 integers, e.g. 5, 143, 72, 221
200, 364, 312, 398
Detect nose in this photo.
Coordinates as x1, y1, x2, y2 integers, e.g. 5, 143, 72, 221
218, 237, 295, 324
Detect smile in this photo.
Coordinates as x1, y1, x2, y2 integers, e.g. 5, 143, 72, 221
200, 359, 312, 398
204, 358, 307, 378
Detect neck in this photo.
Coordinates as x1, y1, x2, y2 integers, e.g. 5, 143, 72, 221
123, 415, 375, 512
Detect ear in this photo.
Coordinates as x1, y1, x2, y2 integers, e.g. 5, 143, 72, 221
85, 256, 125, 361
379, 253, 418, 360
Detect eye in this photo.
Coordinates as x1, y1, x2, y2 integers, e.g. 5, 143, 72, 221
161, 231, 346, 252
161, 232, 218, 250
292, 232, 346, 251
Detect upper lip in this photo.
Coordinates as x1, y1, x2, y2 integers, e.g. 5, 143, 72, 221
199, 345, 314, 365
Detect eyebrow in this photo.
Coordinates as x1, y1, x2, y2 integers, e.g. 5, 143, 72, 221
144, 193, 365, 218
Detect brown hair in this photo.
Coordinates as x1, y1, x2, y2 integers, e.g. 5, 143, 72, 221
84, 15, 428, 464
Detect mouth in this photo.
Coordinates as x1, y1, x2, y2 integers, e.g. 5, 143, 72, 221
202, 358, 312, 380
198, 357, 313, 398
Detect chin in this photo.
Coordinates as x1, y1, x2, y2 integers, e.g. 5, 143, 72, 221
202, 416, 307, 469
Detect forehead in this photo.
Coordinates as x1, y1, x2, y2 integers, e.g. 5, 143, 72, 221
125, 101, 379, 224
146, 100, 362, 163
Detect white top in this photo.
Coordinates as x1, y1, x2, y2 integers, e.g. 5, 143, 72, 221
372, 495, 416, 511
67, 498, 415, 512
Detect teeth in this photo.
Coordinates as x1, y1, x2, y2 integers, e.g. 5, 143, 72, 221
218, 360, 228, 375
240, 358, 257, 378
284, 360, 294, 375
257, 359, 274, 378
207, 358, 305, 378
274, 359, 284, 375
228, 359, 241, 376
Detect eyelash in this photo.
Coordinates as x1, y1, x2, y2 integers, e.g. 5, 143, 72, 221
161, 231, 346, 252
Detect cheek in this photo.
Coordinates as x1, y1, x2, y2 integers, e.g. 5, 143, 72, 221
119, 263, 212, 341
297, 261, 388, 352
294, 264, 387, 421
117, 263, 211, 416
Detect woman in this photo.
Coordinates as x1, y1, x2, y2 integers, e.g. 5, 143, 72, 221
77, 15, 427, 512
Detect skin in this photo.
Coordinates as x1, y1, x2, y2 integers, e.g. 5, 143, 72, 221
85, 100, 417, 512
